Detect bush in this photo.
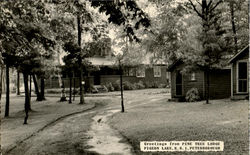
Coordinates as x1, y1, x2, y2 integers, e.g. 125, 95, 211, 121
46, 88, 80, 94
101, 85, 108, 92
46, 88, 62, 94
123, 81, 136, 90
144, 81, 152, 88
159, 83, 167, 88
112, 80, 121, 91
134, 81, 145, 89
88, 85, 98, 93
151, 81, 160, 88
105, 82, 114, 92
185, 88, 200, 102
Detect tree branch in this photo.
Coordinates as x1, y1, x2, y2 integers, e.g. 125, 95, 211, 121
196, 0, 202, 7
210, 0, 223, 12
207, 0, 212, 8
188, 0, 205, 20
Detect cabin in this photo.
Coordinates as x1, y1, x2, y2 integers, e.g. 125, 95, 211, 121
167, 60, 231, 101
85, 56, 169, 89
45, 37, 170, 91
229, 46, 249, 100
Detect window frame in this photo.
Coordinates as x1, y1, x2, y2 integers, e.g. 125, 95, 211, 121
236, 60, 248, 93
136, 66, 145, 78
153, 66, 161, 77
190, 72, 196, 81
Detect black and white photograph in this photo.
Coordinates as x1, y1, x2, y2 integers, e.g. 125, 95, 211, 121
0, 0, 249, 154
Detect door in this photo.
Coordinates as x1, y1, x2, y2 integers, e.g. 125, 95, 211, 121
176, 71, 182, 96
94, 72, 101, 85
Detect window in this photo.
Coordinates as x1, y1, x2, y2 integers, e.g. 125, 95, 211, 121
154, 66, 161, 77
136, 67, 145, 77
190, 72, 196, 81
237, 62, 248, 93
123, 68, 129, 76
123, 68, 135, 76
129, 68, 136, 76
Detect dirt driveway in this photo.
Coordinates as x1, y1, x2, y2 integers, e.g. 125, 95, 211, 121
2, 89, 247, 155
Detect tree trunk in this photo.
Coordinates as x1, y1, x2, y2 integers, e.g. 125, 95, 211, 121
60, 80, 67, 102
23, 73, 30, 124
230, 2, 238, 53
0, 66, 4, 101
77, 15, 84, 104
4, 64, 9, 117
16, 71, 20, 95
119, 60, 124, 112
32, 74, 42, 101
79, 69, 84, 104
73, 71, 75, 101
205, 70, 210, 104
40, 77, 46, 100
29, 74, 32, 99
69, 75, 72, 104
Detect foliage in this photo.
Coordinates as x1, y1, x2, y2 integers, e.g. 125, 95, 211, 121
134, 81, 145, 89
143, 0, 187, 64
88, 84, 98, 93
90, 0, 151, 42
123, 81, 136, 90
185, 88, 200, 102
105, 82, 114, 92
112, 80, 121, 91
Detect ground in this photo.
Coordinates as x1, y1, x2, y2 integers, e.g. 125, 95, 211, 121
1, 89, 248, 155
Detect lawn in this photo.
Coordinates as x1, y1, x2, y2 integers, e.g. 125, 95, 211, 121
1, 95, 107, 154
109, 99, 248, 155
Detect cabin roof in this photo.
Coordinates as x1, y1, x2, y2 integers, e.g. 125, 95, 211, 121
167, 59, 183, 72
229, 45, 249, 63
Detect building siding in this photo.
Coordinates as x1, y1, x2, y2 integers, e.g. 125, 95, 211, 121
170, 65, 231, 100
207, 70, 231, 99
183, 72, 204, 99
231, 49, 249, 97
99, 66, 168, 86
45, 66, 169, 89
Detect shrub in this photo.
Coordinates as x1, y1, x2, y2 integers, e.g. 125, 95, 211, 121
112, 80, 121, 91
134, 81, 145, 89
123, 81, 136, 90
185, 88, 200, 102
144, 81, 152, 88
101, 85, 108, 92
46, 88, 61, 94
151, 81, 160, 88
159, 83, 167, 88
73, 88, 79, 95
88, 85, 98, 93
105, 82, 114, 92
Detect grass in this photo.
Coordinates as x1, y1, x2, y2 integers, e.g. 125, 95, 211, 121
109, 99, 248, 155
1, 95, 108, 154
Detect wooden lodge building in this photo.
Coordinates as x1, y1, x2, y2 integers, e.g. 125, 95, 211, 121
167, 60, 231, 101
229, 45, 249, 100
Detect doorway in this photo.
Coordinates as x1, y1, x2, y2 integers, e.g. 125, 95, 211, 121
176, 71, 182, 96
